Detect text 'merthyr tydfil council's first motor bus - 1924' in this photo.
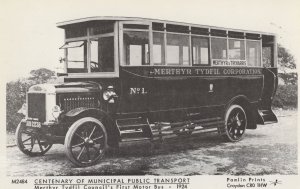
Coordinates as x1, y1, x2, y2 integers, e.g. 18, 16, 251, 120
16, 17, 278, 167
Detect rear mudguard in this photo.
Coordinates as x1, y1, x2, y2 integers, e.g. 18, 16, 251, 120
225, 95, 258, 130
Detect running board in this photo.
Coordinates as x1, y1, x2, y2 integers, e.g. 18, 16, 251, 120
257, 109, 278, 125
151, 117, 224, 140
116, 117, 224, 143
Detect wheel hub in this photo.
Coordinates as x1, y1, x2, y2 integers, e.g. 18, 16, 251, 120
84, 138, 94, 145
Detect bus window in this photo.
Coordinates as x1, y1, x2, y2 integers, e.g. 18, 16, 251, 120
60, 41, 88, 73
192, 37, 209, 65
90, 22, 114, 35
65, 27, 87, 39
211, 38, 227, 59
262, 47, 272, 67
228, 39, 245, 60
123, 31, 150, 66
166, 34, 189, 65
262, 35, 275, 67
247, 40, 261, 67
153, 32, 165, 65
90, 36, 114, 72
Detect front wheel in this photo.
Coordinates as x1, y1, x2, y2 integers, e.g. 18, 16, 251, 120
16, 122, 52, 156
224, 105, 247, 142
64, 117, 107, 167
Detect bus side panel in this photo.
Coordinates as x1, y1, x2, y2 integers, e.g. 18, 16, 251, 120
119, 67, 263, 122
148, 75, 263, 119
152, 76, 264, 107
119, 68, 150, 114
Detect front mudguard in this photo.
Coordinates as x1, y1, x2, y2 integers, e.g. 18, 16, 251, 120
63, 107, 120, 147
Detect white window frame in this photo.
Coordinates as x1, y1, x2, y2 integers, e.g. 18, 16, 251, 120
191, 35, 210, 66
246, 38, 262, 68
119, 21, 152, 66
63, 22, 119, 78
228, 38, 246, 61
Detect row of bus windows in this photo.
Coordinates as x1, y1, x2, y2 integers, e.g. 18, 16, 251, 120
123, 31, 261, 67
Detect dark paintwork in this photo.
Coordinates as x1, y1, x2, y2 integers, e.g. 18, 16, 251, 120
119, 66, 264, 121
62, 66, 277, 123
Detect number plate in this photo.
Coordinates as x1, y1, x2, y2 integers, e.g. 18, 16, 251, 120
26, 120, 41, 128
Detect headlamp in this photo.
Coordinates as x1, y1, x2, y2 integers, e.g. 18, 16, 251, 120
103, 91, 111, 101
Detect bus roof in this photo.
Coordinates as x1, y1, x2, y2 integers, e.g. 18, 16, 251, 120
56, 16, 275, 36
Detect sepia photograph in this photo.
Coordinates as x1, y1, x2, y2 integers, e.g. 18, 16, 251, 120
1, 0, 299, 188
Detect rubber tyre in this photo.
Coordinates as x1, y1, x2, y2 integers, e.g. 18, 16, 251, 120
224, 104, 247, 142
64, 117, 107, 167
16, 122, 52, 156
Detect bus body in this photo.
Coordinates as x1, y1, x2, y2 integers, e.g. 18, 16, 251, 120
16, 17, 278, 166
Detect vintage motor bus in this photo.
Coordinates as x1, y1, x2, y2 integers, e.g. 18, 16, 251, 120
16, 17, 278, 166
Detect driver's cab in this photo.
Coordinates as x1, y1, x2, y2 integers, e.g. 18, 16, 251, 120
58, 18, 120, 78
57, 17, 157, 80
58, 17, 155, 79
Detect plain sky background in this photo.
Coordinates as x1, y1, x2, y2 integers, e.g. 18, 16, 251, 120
1, 0, 300, 82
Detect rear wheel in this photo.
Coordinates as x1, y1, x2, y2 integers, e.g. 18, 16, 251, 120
224, 105, 247, 142
64, 117, 107, 167
16, 122, 52, 156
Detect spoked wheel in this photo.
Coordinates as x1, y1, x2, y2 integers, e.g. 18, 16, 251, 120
64, 117, 107, 167
224, 105, 247, 142
16, 122, 52, 156
172, 122, 195, 136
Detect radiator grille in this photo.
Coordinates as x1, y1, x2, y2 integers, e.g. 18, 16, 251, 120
27, 93, 46, 122
61, 95, 98, 112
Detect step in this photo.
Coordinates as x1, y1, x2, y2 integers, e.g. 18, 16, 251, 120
120, 130, 151, 138
263, 121, 277, 124
120, 129, 152, 142
117, 116, 144, 121
258, 109, 278, 124
116, 117, 150, 130
118, 123, 149, 131
259, 110, 272, 115
121, 137, 152, 142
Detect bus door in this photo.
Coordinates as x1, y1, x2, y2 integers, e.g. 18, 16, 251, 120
257, 35, 278, 123
90, 35, 115, 72
261, 35, 278, 109
119, 21, 151, 114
